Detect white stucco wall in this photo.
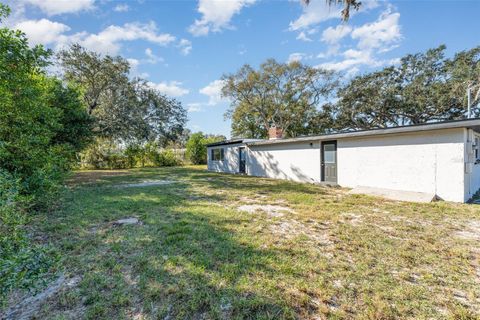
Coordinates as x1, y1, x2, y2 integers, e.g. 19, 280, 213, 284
247, 141, 321, 183
337, 128, 466, 202
207, 143, 244, 174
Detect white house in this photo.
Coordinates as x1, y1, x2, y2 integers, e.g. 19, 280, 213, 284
207, 119, 480, 203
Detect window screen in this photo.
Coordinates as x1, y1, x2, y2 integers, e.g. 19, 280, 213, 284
323, 144, 336, 163
211, 148, 224, 161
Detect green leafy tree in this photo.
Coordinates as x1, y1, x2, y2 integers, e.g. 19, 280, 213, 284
447, 46, 480, 116
186, 133, 208, 165
222, 59, 339, 138
0, 4, 90, 304
335, 45, 467, 130
186, 133, 225, 165
58, 45, 187, 144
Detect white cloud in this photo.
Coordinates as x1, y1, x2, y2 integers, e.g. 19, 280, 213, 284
316, 8, 402, 75
15, 19, 70, 45
296, 31, 312, 42
148, 81, 189, 97
287, 52, 308, 64
23, 0, 95, 16
114, 4, 129, 12
178, 39, 192, 55
127, 58, 140, 70
321, 25, 352, 44
318, 47, 388, 73
145, 48, 163, 64
15, 19, 176, 55
127, 58, 150, 78
188, 0, 256, 36
199, 79, 226, 105
289, 0, 341, 31
351, 9, 401, 50
80, 22, 175, 54
187, 103, 203, 112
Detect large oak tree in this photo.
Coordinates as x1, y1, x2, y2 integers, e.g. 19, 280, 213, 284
222, 59, 339, 138
334, 45, 480, 130
58, 45, 187, 144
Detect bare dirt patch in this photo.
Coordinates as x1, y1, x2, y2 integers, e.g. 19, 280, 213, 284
3, 274, 81, 320
340, 212, 363, 226
455, 220, 480, 241
269, 219, 332, 246
237, 204, 294, 217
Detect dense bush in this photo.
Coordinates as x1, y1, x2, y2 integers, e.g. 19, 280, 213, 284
186, 133, 207, 165
79, 139, 129, 169
80, 140, 183, 169
0, 170, 59, 305
0, 4, 90, 303
153, 149, 183, 167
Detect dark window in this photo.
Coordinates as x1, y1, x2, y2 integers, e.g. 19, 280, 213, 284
476, 137, 480, 161
211, 148, 224, 161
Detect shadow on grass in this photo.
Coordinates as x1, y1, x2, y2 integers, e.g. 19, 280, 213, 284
47, 168, 321, 319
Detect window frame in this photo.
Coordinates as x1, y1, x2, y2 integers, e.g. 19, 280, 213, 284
210, 148, 225, 162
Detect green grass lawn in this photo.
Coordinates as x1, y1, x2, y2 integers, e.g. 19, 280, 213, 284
23, 166, 480, 319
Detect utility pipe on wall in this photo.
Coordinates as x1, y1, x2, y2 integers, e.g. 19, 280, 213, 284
467, 87, 472, 118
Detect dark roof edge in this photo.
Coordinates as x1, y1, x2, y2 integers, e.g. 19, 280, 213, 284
206, 139, 245, 147
247, 118, 480, 146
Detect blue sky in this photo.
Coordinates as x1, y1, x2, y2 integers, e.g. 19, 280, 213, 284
4, 0, 480, 138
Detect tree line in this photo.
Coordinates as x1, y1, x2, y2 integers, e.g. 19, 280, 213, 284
0, 4, 190, 303
222, 45, 480, 139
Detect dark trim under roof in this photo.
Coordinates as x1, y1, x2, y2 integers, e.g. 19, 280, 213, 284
206, 139, 246, 147
207, 138, 264, 147
247, 118, 480, 146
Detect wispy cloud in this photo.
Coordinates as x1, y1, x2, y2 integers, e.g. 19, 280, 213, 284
317, 8, 402, 74
199, 79, 227, 105
187, 103, 203, 112
114, 4, 129, 12
148, 81, 189, 97
178, 39, 192, 55
289, 0, 341, 31
15, 19, 176, 55
188, 0, 256, 36
22, 0, 95, 16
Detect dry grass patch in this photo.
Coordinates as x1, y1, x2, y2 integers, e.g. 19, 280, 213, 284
4, 166, 480, 319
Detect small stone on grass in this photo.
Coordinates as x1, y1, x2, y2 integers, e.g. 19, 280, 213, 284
113, 217, 142, 226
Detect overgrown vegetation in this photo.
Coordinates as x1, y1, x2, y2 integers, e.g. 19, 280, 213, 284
0, 3, 188, 304
0, 4, 92, 305
12, 166, 479, 319
79, 140, 183, 169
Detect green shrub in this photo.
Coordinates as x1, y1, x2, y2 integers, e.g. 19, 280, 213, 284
186, 133, 225, 165
80, 139, 129, 169
153, 149, 182, 167
0, 170, 59, 305
124, 144, 143, 168
186, 133, 207, 165
82, 140, 183, 169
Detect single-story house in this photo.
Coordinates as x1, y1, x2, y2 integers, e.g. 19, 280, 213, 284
206, 119, 480, 203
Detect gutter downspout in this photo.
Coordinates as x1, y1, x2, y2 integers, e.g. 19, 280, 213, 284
467, 87, 472, 119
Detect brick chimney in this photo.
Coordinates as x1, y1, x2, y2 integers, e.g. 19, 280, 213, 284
268, 125, 283, 140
